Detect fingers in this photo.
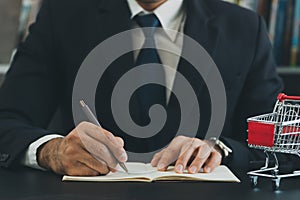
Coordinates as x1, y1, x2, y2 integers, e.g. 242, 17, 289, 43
155, 137, 185, 171
102, 128, 124, 147
77, 122, 127, 163
202, 149, 222, 173
78, 149, 110, 175
66, 162, 100, 176
174, 139, 203, 173
151, 150, 163, 167
37, 122, 127, 176
150, 136, 222, 175
187, 142, 212, 174
115, 137, 125, 147
77, 132, 119, 169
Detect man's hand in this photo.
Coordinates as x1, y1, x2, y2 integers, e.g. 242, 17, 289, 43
151, 136, 222, 174
37, 122, 127, 176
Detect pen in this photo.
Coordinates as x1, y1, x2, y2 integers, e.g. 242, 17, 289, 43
79, 100, 128, 173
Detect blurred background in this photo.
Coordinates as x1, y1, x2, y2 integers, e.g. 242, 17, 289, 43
0, 0, 42, 84
0, 0, 21, 64
0, 0, 299, 94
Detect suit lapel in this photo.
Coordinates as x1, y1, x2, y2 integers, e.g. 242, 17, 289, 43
172, 0, 220, 98
168, 0, 220, 138
94, 0, 135, 86
183, 0, 219, 58
177, 0, 220, 86
96, 0, 132, 39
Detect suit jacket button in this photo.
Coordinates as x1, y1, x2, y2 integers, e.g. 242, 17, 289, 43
0, 153, 10, 162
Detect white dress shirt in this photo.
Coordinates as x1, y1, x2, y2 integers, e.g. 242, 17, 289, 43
127, 0, 185, 100
22, 0, 186, 170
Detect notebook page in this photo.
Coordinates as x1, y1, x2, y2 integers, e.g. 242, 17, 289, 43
62, 163, 240, 182
63, 162, 157, 182
150, 165, 240, 182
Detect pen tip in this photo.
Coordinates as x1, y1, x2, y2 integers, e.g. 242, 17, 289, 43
120, 163, 129, 173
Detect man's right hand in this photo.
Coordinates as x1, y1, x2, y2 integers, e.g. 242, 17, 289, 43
37, 122, 127, 176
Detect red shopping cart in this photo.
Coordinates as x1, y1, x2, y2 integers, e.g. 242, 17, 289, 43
247, 93, 300, 190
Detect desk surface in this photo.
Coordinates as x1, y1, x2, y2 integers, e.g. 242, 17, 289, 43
1, 167, 300, 200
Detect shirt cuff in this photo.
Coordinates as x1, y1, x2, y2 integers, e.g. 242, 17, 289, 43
21, 134, 64, 170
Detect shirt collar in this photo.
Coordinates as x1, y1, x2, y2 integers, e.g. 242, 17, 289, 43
126, 0, 185, 42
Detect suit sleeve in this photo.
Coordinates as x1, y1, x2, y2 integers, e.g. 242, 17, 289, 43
0, 0, 62, 168
221, 15, 290, 170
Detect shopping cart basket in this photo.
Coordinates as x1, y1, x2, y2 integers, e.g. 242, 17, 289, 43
247, 93, 300, 190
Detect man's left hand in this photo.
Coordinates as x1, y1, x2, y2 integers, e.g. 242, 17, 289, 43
151, 136, 222, 174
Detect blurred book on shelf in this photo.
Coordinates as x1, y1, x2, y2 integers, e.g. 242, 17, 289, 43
18, 0, 43, 43
223, 0, 300, 67
291, 0, 300, 66
2, 0, 299, 68
0, 0, 42, 65
0, 0, 21, 64
222, 0, 260, 11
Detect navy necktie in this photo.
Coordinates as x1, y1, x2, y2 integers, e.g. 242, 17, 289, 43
134, 14, 166, 125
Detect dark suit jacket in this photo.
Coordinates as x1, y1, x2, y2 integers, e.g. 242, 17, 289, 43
0, 0, 288, 170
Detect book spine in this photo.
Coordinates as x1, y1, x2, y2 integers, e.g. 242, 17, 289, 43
291, 0, 300, 66
281, 0, 295, 66
266, 0, 273, 28
19, 0, 42, 43
222, 0, 238, 4
18, 0, 32, 44
27, 0, 41, 25
268, 0, 279, 45
38, 0, 43, 7
222, 0, 235, 3
239, 0, 259, 11
257, 0, 267, 15
298, 23, 300, 66
273, 0, 288, 65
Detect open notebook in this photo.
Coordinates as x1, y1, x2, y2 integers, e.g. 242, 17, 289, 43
63, 162, 240, 183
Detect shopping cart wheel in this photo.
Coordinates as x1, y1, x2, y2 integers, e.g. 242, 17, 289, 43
272, 178, 280, 190
250, 176, 258, 188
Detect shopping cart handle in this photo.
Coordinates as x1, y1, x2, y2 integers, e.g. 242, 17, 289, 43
277, 93, 300, 102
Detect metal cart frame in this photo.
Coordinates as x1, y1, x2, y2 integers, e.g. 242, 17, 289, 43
247, 93, 300, 190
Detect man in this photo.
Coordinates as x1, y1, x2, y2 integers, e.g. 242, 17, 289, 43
0, 0, 284, 176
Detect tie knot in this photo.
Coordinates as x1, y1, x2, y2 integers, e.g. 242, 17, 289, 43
135, 14, 160, 28
135, 14, 161, 38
